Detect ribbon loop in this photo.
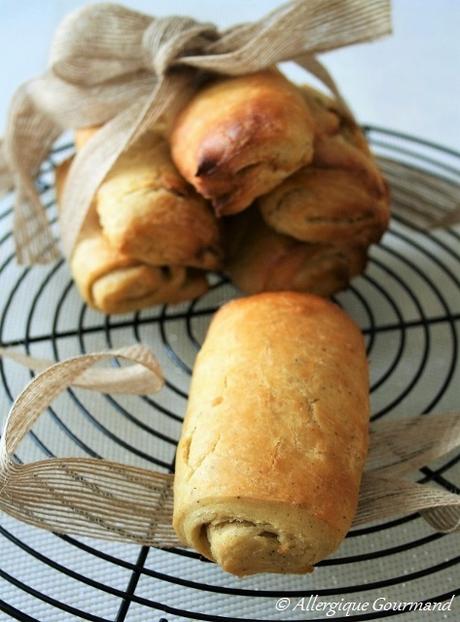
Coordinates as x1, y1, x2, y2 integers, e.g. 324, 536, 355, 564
0, 345, 163, 463
142, 17, 217, 76
49, 3, 152, 85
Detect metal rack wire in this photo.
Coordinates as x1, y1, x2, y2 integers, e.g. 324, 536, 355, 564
0, 127, 459, 621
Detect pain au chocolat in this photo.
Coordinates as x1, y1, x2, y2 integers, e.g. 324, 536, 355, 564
170, 70, 315, 216
173, 292, 369, 576
76, 127, 222, 271
258, 85, 390, 247
59, 70, 389, 311
55, 157, 209, 314
224, 208, 367, 297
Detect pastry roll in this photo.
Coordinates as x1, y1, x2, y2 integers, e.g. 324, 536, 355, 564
76, 127, 222, 271
56, 159, 208, 314
174, 292, 370, 576
170, 70, 315, 216
224, 209, 367, 296
301, 85, 387, 193
259, 86, 390, 246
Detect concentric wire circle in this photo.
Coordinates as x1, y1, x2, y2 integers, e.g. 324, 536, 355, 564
0, 128, 459, 621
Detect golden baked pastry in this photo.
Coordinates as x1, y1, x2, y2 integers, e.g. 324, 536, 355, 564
258, 167, 389, 246
259, 86, 389, 246
56, 159, 208, 314
300, 85, 387, 192
76, 126, 222, 270
173, 292, 370, 576
224, 209, 367, 296
170, 70, 315, 216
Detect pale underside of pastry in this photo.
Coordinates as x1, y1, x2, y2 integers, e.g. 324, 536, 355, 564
174, 292, 370, 576
224, 208, 367, 296
55, 159, 208, 314
170, 70, 316, 216
76, 127, 222, 271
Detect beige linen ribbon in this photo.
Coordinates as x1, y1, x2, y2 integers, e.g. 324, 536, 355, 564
375, 156, 460, 230
0, 347, 459, 548
0, 346, 163, 395
0, 0, 392, 265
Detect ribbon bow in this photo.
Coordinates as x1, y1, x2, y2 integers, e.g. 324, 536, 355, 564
0, 0, 391, 265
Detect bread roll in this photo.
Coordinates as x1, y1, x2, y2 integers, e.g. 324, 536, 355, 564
259, 166, 389, 246
170, 70, 315, 216
301, 85, 387, 193
259, 86, 389, 246
56, 159, 208, 314
75, 127, 222, 271
224, 209, 367, 296
173, 292, 370, 576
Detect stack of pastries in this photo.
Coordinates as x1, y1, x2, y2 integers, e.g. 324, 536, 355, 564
56, 69, 389, 313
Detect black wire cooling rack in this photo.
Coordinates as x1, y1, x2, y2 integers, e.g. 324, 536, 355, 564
0, 127, 459, 622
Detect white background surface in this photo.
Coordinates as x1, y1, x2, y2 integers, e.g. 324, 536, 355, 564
0, 0, 459, 150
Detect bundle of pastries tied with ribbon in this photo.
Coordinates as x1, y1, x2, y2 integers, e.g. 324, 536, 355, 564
4, 1, 460, 582
56, 69, 389, 312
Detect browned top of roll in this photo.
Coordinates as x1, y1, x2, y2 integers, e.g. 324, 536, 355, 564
170, 70, 315, 216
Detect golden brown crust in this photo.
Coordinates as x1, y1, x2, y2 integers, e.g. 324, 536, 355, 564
71, 237, 208, 314
173, 292, 369, 575
170, 70, 315, 216
258, 166, 389, 246
224, 209, 367, 296
258, 85, 390, 247
300, 85, 387, 195
56, 159, 208, 314
75, 128, 222, 271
